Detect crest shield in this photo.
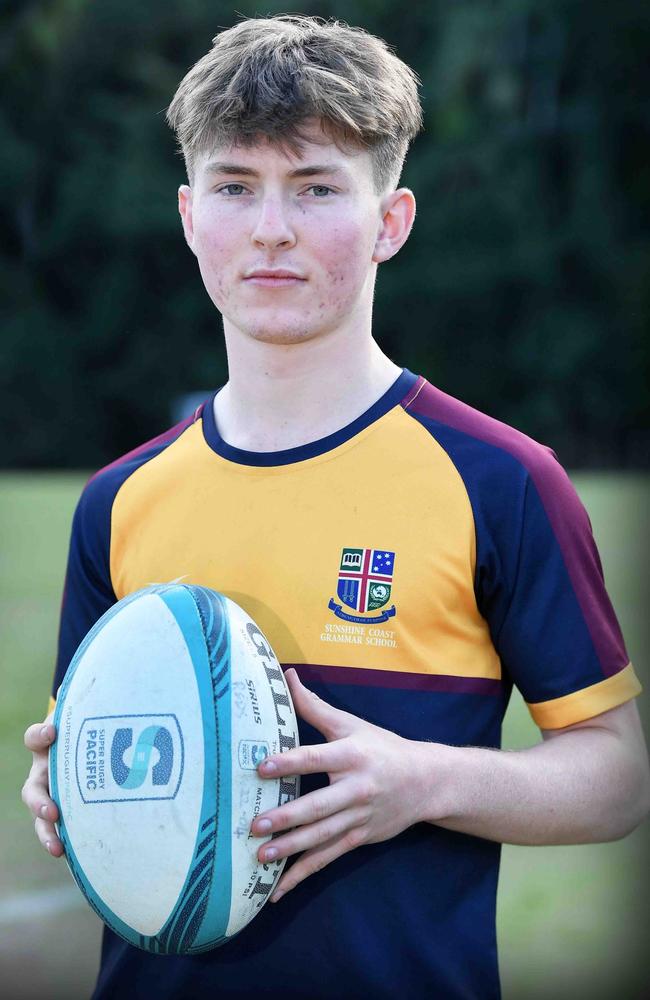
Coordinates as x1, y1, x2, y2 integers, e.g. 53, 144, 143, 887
336, 548, 395, 613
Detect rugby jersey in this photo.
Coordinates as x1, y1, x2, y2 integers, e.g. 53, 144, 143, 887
51, 368, 640, 1000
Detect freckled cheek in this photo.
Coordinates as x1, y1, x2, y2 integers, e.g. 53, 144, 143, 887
194, 228, 236, 304
319, 228, 371, 292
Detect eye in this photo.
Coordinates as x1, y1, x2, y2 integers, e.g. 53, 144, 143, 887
217, 183, 247, 196
308, 185, 334, 198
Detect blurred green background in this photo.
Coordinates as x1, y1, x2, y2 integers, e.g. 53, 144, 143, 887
1, 0, 648, 997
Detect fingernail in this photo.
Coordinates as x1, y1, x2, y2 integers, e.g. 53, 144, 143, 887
45, 840, 52, 854
256, 818, 272, 834
41, 726, 50, 741
260, 759, 277, 774
271, 890, 284, 903
264, 847, 277, 860
40, 804, 48, 818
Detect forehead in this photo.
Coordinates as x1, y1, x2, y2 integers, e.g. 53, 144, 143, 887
196, 122, 373, 186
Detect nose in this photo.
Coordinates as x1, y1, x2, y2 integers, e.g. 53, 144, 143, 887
250, 196, 296, 250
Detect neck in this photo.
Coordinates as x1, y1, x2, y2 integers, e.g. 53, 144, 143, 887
214, 320, 402, 453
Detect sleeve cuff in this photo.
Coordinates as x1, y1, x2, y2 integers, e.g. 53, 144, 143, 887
527, 662, 642, 729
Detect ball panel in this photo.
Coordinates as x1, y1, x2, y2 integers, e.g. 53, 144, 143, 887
153, 585, 233, 954
51, 591, 206, 938
221, 598, 300, 940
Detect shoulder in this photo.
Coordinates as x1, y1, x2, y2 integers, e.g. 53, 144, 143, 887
401, 376, 563, 488
400, 376, 593, 581
77, 405, 205, 520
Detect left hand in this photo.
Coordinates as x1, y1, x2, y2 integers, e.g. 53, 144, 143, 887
250, 668, 430, 902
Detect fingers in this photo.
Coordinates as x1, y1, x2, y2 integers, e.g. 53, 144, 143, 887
257, 806, 368, 865
252, 779, 362, 839
23, 719, 62, 857
34, 816, 65, 857
270, 829, 367, 903
21, 772, 59, 824
252, 778, 373, 865
284, 669, 355, 740
22, 777, 63, 857
258, 736, 357, 779
24, 722, 56, 752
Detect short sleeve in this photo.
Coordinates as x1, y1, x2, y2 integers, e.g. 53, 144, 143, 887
48, 409, 203, 715
400, 377, 642, 731
479, 453, 641, 729
50, 479, 116, 711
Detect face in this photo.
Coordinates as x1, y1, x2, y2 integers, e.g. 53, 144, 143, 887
178, 120, 415, 346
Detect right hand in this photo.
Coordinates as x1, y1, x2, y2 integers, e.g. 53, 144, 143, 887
22, 716, 64, 858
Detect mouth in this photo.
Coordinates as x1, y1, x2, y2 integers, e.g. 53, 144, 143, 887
244, 270, 307, 288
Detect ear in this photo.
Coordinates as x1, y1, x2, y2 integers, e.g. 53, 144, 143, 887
372, 188, 417, 264
178, 184, 196, 254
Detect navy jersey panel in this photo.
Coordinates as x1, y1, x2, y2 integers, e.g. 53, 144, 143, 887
52, 412, 199, 697
406, 413, 614, 703
93, 832, 500, 1000
402, 379, 635, 729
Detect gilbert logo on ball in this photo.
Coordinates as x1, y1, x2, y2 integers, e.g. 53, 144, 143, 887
49, 584, 300, 954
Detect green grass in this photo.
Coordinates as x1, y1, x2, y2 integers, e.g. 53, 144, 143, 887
1, 472, 648, 997
498, 473, 649, 999
0, 474, 84, 896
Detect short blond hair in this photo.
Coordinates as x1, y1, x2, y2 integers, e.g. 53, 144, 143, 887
166, 14, 423, 194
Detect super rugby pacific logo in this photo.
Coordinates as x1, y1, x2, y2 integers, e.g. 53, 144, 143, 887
75, 715, 184, 804
110, 725, 174, 788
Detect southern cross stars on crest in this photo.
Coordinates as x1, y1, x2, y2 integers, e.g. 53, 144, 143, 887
328, 547, 397, 624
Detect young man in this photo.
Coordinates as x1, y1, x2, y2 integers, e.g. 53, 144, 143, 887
23, 14, 649, 1000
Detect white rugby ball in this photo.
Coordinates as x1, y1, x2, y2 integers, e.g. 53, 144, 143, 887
49, 584, 300, 954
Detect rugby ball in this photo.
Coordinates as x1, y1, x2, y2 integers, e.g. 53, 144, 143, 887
49, 583, 300, 954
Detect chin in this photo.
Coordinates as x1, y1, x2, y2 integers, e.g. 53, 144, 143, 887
235, 314, 330, 346
247, 329, 322, 346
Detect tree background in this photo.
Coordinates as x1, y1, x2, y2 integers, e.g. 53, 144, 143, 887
2, 0, 649, 469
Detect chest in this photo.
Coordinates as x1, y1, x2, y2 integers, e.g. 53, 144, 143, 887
110, 455, 500, 683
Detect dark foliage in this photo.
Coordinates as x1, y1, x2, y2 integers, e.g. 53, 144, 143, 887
2, 0, 649, 468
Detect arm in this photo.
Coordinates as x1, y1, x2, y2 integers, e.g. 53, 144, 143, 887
421, 698, 650, 845
22, 475, 117, 858
251, 671, 650, 901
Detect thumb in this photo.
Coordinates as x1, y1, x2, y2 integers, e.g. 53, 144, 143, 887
284, 668, 356, 740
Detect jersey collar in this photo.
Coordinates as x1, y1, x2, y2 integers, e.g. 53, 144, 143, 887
201, 368, 419, 467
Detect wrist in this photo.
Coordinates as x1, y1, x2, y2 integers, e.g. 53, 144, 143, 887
409, 739, 458, 825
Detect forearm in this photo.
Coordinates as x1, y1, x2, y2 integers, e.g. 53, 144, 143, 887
418, 729, 649, 845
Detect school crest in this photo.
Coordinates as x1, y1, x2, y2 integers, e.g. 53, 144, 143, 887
328, 547, 397, 624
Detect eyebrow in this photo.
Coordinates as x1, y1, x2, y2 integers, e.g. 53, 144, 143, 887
204, 162, 347, 179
